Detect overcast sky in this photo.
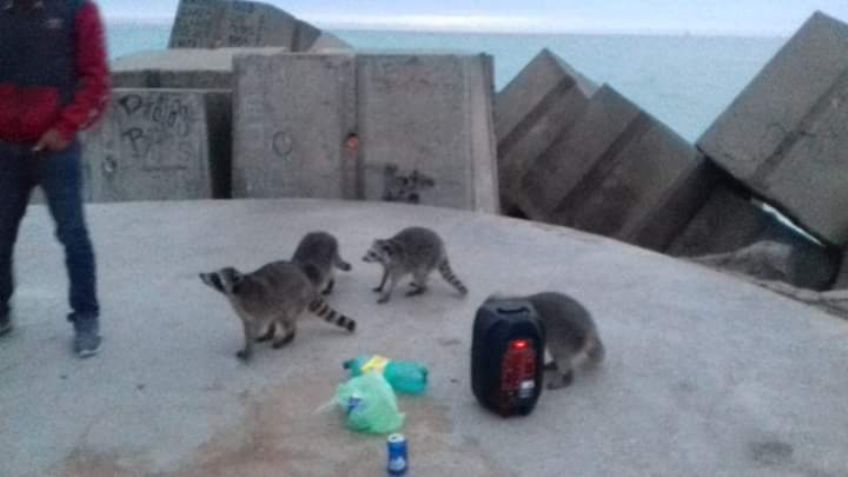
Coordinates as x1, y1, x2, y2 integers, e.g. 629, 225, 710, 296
103, 0, 848, 35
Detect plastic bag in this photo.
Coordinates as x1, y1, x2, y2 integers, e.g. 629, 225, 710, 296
344, 355, 429, 395
335, 372, 405, 434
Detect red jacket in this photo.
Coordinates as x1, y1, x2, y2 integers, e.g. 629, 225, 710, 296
0, 0, 110, 144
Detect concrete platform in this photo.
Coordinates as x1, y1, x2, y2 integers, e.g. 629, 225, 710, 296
1, 200, 847, 477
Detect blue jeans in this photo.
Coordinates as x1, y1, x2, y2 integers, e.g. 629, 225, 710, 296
0, 140, 99, 327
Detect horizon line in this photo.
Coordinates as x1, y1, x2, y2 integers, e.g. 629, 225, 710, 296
104, 15, 791, 38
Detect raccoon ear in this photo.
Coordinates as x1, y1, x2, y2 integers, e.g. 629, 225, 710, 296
201, 273, 226, 293
230, 271, 244, 288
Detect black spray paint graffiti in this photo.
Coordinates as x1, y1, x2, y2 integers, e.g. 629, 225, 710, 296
382, 165, 436, 204
117, 94, 198, 168
272, 131, 294, 160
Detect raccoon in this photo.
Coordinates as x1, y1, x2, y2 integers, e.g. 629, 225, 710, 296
491, 292, 605, 390
291, 231, 352, 295
362, 226, 468, 304
199, 261, 356, 361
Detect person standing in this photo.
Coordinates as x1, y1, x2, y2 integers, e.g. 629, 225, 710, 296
0, 0, 110, 357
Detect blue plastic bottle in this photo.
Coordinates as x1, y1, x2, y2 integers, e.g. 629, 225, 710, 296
344, 355, 428, 395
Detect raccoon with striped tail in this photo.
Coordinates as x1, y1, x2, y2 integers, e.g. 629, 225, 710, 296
362, 226, 468, 304
199, 261, 356, 362
291, 231, 352, 295
487, 291, 605, 389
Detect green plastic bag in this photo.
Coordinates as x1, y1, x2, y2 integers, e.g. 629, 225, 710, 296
335, 372, 405, 434
344, 355, 429, 395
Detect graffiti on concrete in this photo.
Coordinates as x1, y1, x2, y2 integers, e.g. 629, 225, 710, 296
382, 164, 435, 204
170, 0, 274, 49
272, 130, 294, 160
116, 93, 200, 170
168, 0, 219, 48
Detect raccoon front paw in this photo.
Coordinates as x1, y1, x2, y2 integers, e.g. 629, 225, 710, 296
372, 286, 383, 293
547, 371, 573, 390
272, 332, 296, 349
255, 326, 275, 343
377, 295, 390, 304
236, 350, 252, 362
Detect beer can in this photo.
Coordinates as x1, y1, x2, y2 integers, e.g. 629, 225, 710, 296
386, 433, 408, 475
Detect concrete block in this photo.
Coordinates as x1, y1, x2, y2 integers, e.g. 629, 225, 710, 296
832, 252, 848, 289
307, 32, 355, 53
168, 0, 348, 52
517, 85, 711, 251
517, 85, 640, 221
670, 181, 839, 290
232, 53, 357, 199
667, 181, 774, 257
357, 53, 499, 213
232, 52, 498, 212
111, 48, 287, 89
495, 49, 597, 213
698, 12, 848, 245
81, 88, 231, 202
168, 0, 226, 48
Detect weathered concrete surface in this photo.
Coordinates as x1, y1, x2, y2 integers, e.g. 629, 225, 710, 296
232, 52, 499, 212
831, 250, 848, 289
2, 199, 848, 477
518, 85, 713, 251
698, 12, 848, 245
495, 49, 597, 214
168, 0, 349, 52
80, 88, 232, 201
697, 273, 848, 320
110, 48, 287, 89
358, 54, 499, 213
668, 182, 773, 257
307, 32, 355, 53
232, 53, 357, 199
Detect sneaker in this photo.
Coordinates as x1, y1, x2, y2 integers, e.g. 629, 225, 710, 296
0, 313, 11, 337
73, 319, 101, 358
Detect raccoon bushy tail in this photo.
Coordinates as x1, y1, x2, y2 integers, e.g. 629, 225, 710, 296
585, 332, 605, 364
334, 253, 352, 271
308, 298, 356, 332
438, 260, 468, 295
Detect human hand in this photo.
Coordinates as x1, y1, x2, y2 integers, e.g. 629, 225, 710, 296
33, 129, 71, 153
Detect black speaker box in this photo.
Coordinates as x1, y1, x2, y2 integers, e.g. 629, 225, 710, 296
471, 298, 545, 417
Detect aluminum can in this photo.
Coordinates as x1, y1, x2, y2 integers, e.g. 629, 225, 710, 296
386, 433, 408, 475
